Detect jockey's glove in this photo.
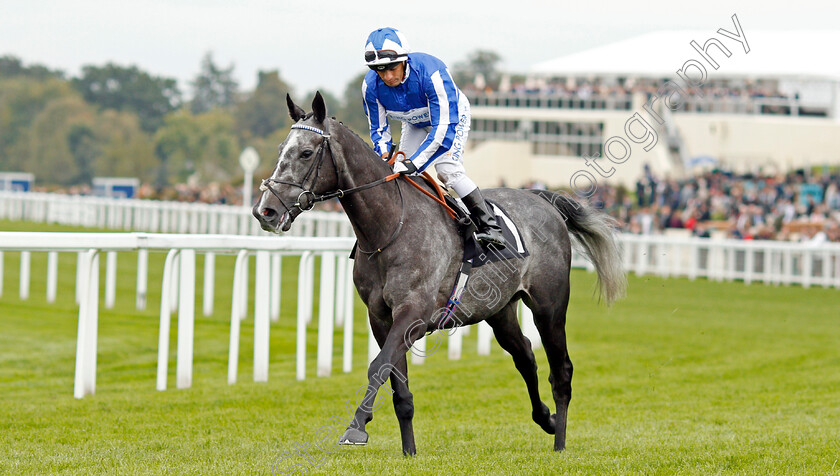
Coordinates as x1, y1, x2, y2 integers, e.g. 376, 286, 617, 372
392, 159, 418, 176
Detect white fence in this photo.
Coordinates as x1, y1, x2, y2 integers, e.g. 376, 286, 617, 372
0, 232, 508, 399
0, 191, 353, 237
613, 234, 840, 289
3, 190, 838, 289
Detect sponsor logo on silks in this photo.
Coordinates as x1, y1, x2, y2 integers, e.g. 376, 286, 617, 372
451, 140, 464, 161
451, 114, 469, 160
386, 108, 430, 124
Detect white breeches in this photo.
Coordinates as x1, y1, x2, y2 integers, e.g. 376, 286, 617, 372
397, 98, 477, 198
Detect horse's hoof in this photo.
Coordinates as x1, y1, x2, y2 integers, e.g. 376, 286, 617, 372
339, 427, 369, 446
534, 405, 555, 434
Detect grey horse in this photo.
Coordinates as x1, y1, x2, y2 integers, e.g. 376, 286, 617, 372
253, 92, 626, 455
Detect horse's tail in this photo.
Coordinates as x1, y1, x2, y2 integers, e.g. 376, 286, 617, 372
531, 190, 627, 305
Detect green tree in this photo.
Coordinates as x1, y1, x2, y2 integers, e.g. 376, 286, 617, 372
452, 50, 503, 91
193, 111, 239, 181
23, 95, 159, 186
0, 55, 64, 80
234, 70, 292, 140
154, 111, 201, 186
0, 78, 77, 171
94, 110, 158, 181
25, 96, 96, 184
71, 63, 181, 133
190, 52, 238, 114
67, 124, 97, 184
154, 109, 240, 185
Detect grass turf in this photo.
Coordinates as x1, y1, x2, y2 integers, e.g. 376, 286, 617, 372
1, 219, 839, 475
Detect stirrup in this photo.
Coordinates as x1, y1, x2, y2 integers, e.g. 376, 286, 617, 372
476, 228, 506, 249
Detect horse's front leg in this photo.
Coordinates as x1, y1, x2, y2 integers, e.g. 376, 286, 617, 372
339, 301, 428, 451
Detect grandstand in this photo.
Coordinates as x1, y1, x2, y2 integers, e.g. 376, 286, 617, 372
463, 30, 840, 188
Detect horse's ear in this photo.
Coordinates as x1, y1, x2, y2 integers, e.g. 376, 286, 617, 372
286, 94, 305, 122
312, 91, 327, 124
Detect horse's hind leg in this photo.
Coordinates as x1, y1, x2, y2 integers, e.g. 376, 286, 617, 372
486, 301, 554, 434
528, 291, 573, 451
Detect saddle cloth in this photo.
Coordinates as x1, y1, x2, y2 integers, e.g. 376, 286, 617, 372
460, 199, 529, 268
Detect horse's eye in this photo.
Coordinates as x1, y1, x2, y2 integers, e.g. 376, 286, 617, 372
301, 150, 314, 159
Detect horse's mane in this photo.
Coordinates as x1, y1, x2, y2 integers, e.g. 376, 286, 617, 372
332, 118, 369, 146
330, 117, 388, 164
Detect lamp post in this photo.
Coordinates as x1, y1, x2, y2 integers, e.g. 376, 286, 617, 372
239, 147, 259, 207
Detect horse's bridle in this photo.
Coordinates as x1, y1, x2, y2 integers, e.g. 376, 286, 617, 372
259, 120, 406, 257
259, 123, 338, 216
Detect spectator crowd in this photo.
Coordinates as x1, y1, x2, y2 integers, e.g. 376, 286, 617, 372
581, 166, 840, 243
465, 77, 817, 116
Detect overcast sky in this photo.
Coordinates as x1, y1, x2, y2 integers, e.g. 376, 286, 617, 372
2, 0, 839, 100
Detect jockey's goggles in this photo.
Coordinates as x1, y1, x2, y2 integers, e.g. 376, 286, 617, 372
365, 49, 407, 67
368, 61, 403, 72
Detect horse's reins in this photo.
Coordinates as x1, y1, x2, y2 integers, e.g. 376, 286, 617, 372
259, 121, 457, 257
386, 151, 459, 220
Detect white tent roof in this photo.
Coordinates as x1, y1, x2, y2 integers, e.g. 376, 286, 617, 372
531, 30, 840, 81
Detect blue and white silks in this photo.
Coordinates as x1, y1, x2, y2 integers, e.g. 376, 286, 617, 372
362, 52, 470, 173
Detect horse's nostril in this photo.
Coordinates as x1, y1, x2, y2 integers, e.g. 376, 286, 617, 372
263, 209, 279, 222
254, 204, 278, 222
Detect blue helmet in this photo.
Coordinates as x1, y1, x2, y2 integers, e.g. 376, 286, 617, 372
364, 27, 411, 71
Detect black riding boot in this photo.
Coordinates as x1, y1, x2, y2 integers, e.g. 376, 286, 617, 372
461, 189, 506, 249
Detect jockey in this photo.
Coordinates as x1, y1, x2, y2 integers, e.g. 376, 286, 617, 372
361, 27, 506, 249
